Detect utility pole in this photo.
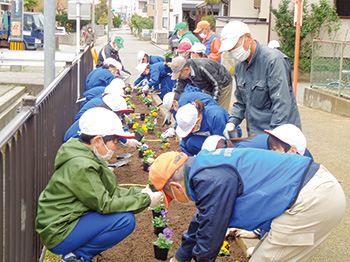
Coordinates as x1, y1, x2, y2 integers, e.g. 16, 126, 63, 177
293, 0, 303, 97
44, 0, 55, 88
108, 0, 112, 42
92, 0, 95, 33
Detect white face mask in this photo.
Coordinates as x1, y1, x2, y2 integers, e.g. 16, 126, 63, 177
171, 186, 196, 207
229, 35, 251, 62
199, 32, 207, 39
114, 46, 121, 51
178, 53, 187, 57
93, 139, 114, 161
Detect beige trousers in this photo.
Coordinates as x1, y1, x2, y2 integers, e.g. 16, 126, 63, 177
250, 165, 346, 262
217, 81, 233, 112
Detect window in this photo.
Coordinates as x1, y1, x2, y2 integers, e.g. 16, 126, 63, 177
163, 0, 169, 3
162, 17, 168, 28
335, 0, 350, 17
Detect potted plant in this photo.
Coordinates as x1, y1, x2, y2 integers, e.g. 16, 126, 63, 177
145, 119, 156, 133
150, 204, 166, 218
133, 123, 147, 141
160, 142, 170, 150
151, 215, 168, 235
142, 153, 154, 172
153, 228, 173, 261
138, 143, 149, 158
164, 51, 174, 63
125, 86, 132, 95
140, 113, 146, 121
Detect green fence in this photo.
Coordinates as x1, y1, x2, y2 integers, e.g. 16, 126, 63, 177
311, 40, 350, 98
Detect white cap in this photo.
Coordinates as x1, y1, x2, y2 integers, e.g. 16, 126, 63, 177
189, 43, 206, 54
162, 92, 175, 111
201, 135, 225, 151
136, 63, 148, 75
218, 21, 250, 54
104, 79, 126, 97
102, 93, 133, 113
268, 40, 280, 49
137, 50, 147, 63
79, 107, 134, 139
264, 124, 306, 155
175, 103, 198, 138
103, 58, 122, 70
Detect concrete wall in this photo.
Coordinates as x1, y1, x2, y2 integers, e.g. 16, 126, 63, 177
304, 87, 350, 117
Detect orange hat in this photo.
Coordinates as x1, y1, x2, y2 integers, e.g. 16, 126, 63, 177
194, 21, 210, 33
149, 152, 189, 207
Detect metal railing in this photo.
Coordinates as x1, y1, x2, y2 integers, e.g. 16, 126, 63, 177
0, 46, 93, 262
311, 39, 350, 98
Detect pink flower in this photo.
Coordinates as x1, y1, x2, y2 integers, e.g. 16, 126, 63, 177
163, 227, 173, 240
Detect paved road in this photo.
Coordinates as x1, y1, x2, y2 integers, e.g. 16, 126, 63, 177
1, 28, 349, 261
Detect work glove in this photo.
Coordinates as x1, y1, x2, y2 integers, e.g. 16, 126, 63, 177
142, 85, 149, 93
161, 127, 175, 139
235, 229, 258, 239
162, 111, 172, 126
141, 187, 163, 208
123, 139, 141, 148
223, 122, 235, 139
141, 79, 149, 87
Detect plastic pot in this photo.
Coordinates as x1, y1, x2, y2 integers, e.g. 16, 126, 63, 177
154, 245, 169, 261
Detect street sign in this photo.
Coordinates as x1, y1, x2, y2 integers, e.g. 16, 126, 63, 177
68, 1, 91, 20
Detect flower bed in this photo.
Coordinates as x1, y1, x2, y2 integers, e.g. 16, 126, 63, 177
98, 92, 248, 262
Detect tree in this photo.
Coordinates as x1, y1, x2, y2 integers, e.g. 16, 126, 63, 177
95, 0, 108, 25
24, 0, 39, 11
204, 0, 221, 15
113, 13, 123, 28
56, 12, 91, 32
98, 13, 108, 26
271, 0, 340, 72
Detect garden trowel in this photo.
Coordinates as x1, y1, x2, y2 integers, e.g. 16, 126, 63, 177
108, 159, 131, 168
116, 153, 132, 160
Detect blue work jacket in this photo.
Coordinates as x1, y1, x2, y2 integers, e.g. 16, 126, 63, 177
85, 67, 114, 91
148, 62, 176, 99
230, 42, 301, 135
179, 105, 229, 156
175, 148, 319, 262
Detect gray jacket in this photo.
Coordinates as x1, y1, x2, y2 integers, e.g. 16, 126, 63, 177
173, 58, 232, 101
230, 41, 301, 135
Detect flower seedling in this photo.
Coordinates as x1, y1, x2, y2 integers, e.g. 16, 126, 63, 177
149, 204, 166, 213
218, 240, 230, 256
153, 231, 173, 251
151, 215, 168, 228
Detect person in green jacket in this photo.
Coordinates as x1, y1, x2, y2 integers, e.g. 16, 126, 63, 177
35, 107, 163, 262
173, 21, 200, 46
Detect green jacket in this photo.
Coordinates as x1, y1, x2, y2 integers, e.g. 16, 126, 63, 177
35, 138, 151, 249
180, 31, 200, 45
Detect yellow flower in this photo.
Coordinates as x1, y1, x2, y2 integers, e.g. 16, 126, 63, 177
142, 124, 148, 133
125, 116, 128, 121
125, 97, 130, 101
152, 112, 157, 117
144, 118, 149, 123
132, 123, 139, 129
131, 113, 136, 118
147, 95, 152, 99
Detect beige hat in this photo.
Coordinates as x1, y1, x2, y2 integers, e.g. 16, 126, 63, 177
175, 103, 198, 138
264, 124, 306, 155
218, 21, 250, 54
170, 56, 187, 80
79, 107, 134, 138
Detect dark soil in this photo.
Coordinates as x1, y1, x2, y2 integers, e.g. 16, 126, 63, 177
98, 93, 248, 262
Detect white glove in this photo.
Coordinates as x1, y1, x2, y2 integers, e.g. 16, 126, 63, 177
141, 79, 149, 87
161, 127, 175, 138
141, 187, 164, 208
162, 111, 172, 126
235, 229, 258, 239
142, 85, 149, 93
123, 139, 141, 148
223, 122, 235, 139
